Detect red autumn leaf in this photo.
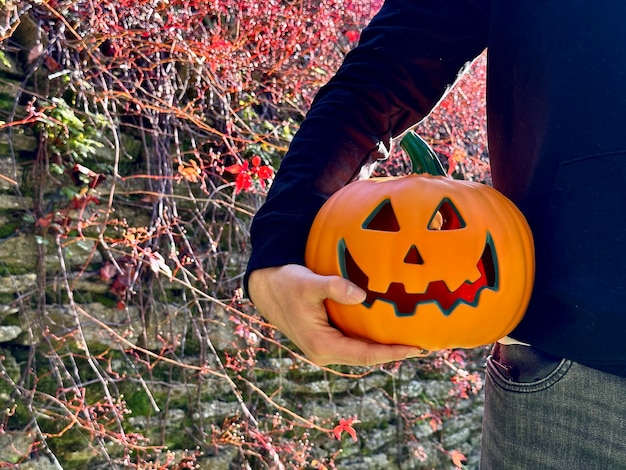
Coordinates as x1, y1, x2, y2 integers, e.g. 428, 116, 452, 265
110, 277, 128, 297
36, 213, 54, 229
450, 449, 467, 468
70, 194, 101, 209
234, 172, 253, 194
333, 417, 358, 442
257, 165, 274, 180
344, 30, 360, 42
44, 55, 62, 72
428, 415, 442, 432
447, 349, 467, 366
224, 164, 240, 174
225, 161, 247, 175
225, 157, 274, 194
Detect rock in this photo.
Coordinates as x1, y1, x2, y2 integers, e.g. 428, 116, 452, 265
193, 400, 241, 421
338, 453, 395, 470
0, 233, 38, 271
18, 457, 61, 470
0, 158, 26, 191
45, 237, 103, 270
289, 378, 351, 395
0, 304, 18, 319
0, 194, 33, 210
0, 431, 34, 465
0, 273, 36, 293
0, 325, 21, 342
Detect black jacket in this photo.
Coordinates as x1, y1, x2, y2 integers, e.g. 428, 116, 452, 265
247, 0, 626, 376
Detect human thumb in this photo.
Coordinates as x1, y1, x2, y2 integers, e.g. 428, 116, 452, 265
324, 275, 367, 305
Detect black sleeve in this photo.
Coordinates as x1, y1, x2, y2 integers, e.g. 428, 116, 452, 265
245, 0, 491, 290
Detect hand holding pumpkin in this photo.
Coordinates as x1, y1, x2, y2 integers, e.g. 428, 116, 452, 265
305, 132, 535, 351
248, 264, 426, 366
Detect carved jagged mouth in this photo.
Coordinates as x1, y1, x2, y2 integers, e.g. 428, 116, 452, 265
339, 236, 498, 316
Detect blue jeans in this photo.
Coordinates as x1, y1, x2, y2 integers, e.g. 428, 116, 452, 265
480, 343, 626, 469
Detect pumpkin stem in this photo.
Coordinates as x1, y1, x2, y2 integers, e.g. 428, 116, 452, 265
400, 131, 447, 177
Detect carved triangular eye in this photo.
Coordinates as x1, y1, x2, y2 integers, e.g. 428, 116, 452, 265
429, 198, 466, 230
363, 199, 400, 232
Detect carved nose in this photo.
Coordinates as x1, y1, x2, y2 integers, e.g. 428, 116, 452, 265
404, 245, 424, 265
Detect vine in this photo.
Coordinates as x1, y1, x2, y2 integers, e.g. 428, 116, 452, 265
0, 0, 488, 467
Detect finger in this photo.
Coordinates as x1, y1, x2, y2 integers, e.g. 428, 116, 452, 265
339, 343, 424, 367
319, 275, 367, 305
306, 328, 427, 366
429, 210, 443, 230
302, 320, 429, 365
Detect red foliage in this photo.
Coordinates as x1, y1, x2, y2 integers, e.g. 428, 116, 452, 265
417, 53, 488, 182
0, 0, 489, 467
36, 0, 386, 198
225, 155, 275, 193
333, 417, 359, 442
379, 53, 489, 183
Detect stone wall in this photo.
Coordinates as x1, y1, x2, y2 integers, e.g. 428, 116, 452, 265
0, 50, 486, 469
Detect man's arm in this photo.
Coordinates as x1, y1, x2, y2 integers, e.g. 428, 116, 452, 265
246, 0, 491, 365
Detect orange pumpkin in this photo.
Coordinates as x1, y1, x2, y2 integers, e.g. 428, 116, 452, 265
304, 131, 534, 350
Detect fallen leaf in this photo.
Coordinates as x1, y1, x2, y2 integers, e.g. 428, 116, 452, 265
450, 449, 467, 468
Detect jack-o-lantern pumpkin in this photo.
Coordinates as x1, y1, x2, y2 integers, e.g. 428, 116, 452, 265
305, 131, 534, 350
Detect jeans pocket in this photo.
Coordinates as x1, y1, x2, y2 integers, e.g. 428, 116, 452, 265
486, 343, 571, 393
